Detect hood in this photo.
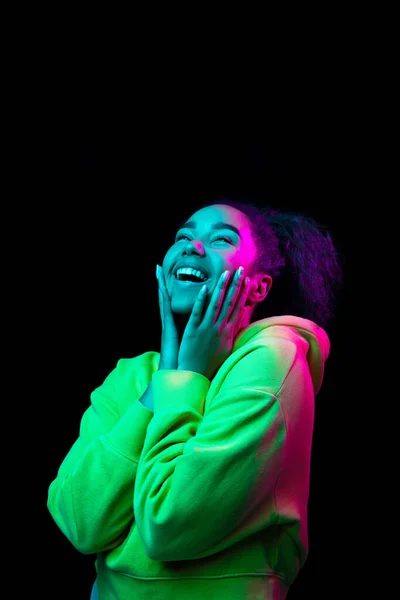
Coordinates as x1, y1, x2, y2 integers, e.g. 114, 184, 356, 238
234, 315, 330, 395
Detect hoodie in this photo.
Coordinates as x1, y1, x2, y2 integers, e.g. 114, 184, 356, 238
47, 315, 330, 600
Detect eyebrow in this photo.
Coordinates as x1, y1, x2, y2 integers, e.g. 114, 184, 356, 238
179, 220, 242, 238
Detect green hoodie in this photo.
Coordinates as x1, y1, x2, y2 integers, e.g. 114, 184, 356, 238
47, 315, 330, 600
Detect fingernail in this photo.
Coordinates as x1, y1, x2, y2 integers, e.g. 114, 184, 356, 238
222, 270, 229, 280
237, 266, 244, 277
156, 265, 160, 278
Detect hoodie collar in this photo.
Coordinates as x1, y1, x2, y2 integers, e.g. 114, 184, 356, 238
234, 315, 330, 394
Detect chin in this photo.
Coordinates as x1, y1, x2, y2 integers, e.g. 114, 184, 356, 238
171, 299, 194, 315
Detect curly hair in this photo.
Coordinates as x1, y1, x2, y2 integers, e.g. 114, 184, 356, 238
194, 197, 344, 329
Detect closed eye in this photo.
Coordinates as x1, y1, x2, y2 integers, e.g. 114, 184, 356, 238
213, 236, 233, 244
175, 233, 233, 244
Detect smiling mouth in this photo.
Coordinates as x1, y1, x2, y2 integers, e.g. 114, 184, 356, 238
174, 267, 209, 283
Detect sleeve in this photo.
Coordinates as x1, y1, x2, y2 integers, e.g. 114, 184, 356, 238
47, 354, 155, 554
134, 346, 287, 562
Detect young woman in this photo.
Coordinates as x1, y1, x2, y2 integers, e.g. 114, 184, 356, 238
47, 198, 343, 599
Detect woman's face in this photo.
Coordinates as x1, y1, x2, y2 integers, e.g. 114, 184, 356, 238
162, 204, 258, 314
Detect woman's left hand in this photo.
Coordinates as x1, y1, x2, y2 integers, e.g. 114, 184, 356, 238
177, 267, 250, 380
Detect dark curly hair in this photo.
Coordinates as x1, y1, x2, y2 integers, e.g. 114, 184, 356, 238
192, 197, 344, 330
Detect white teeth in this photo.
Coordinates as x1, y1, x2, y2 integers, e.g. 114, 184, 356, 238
176, 267, 208, 281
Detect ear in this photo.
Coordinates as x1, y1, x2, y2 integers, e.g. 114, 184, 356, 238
246, 274, 272, 307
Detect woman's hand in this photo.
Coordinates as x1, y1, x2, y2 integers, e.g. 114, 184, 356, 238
156, 265, 180, 370
177, 267, 250, 380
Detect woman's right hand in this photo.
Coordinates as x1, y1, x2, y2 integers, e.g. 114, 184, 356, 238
156, 265, 179, 370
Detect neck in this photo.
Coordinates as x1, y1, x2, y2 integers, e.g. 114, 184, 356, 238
240, 308, 253, 330
173, 312, 191, 343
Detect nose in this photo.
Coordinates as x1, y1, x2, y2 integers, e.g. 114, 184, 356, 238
183, 239, 205, 256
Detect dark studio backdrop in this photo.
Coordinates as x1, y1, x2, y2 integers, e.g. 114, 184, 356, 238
31, 122, 355, 599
